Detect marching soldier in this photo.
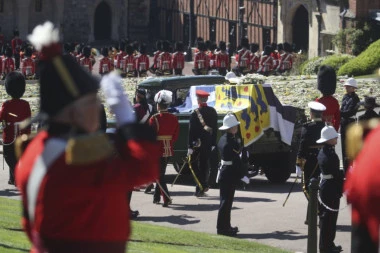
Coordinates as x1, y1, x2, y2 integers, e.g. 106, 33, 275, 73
98, 47, 112, 76
79, 46, 93, 73
192, 41, 209, 75
172, 41, 185, 75
233, 37, 251, 76
21, 47, 36, 79
340, 78, 360, 173
216, 113, 247, 236
296, 101, 326, 224
0, 72, 31, 185
215, 41, 229, 76
16, 22, 160, 252
135, 43, 149, 77
316, 66, 340, 131
317, 126, 343, 253
11, 30, 22, 70
188, 90, 218, 196
149, 90, 179, 207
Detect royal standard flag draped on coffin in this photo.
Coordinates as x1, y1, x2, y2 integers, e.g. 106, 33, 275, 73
214, 84, 270, 146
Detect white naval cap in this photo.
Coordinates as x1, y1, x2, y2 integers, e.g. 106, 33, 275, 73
308, 101, 326, 112
154, 89, 173, 104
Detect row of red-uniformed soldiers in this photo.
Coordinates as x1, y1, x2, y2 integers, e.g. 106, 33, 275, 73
0, 46, 39, 80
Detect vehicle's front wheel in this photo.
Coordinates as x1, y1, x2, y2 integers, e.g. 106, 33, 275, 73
263, 152, 292, 183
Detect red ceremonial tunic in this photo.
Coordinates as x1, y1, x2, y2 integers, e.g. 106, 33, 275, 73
215, 51, 229, 69
271, 52, 279, 69
115, 51, 126, 70
75, 54, 82, 64
172, 52, 185, 70
98, 57, 112, 75
345, 125, 380, 245
152, 51, 161, 69
235, 49, 251, 69
316, 96, 340, 131
21, 57, 36, 77
208, 51, 216, 69
149, 111, 179, 157
0, 99, 31, 143
123, 55, 136, 73
258, 55, 273, 72
194, 51, 210, 70
16, 125, 160, 253
277, 52, 293, 71
135, 54, 150, 72
158, 52, 172, 72
249, 53, 260, 72
80, 57, 93, 73
2, 57, 15, 75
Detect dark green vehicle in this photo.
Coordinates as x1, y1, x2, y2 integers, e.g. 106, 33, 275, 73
137, 75, 306, 183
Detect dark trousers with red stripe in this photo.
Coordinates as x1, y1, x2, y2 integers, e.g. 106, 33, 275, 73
319, 180, 340, 251
154, 157, 170, 202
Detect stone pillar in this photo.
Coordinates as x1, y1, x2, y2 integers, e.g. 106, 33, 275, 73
16, 0, 31, 39
55, 0, 65, 40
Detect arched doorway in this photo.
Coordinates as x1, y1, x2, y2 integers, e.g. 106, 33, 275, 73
292, 5, 308, 52
94, 1, 111, 40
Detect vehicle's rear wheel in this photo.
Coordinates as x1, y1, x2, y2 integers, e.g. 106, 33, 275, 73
264, 152, 293, 183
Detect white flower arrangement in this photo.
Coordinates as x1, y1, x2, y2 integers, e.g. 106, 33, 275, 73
239, 73, 267, 85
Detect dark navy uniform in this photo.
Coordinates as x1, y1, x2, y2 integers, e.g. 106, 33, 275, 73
216, 132, 244, 234
297, 120, 325, 199
340, 92, 360, 172
358, 109, 380, 121
188, 102, 217, 195
318, 145, 343, 253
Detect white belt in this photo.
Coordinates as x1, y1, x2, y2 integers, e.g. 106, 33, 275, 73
321, 174, 334, 180
221, 160, 232, 165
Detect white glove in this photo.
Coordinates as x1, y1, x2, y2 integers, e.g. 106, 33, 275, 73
296, 165, 302, 178
187, 148, 193, 156
211, 146, 216, 151
241, 176, 250, 184
101, 72, 135, 126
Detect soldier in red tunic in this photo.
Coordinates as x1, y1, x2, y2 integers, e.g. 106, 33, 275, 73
0, 26, 5, 52
11, 30, 22, 70
315, 66, 340, 131
172, 41, 185, 76
192, 41, 210, 75
258, 45, 274, 76
249, 43, 260, 74
16, 21, 159, 253
156, 40, 172, 76
21, 47, 36, 79
208, 41, 217, 72
114, 40, 126, 73
215, 41, 230, 76
233, 37, 251, 76
2, 47, 15, 79
98, 47, 112, 76
149, 90, 179, 207
276, 42, 293, 74
0, 72, 31, 185
149, 40, 162, 74
123, 44, 137, 78
135, 43, 150, 77
79, 46, 93, 73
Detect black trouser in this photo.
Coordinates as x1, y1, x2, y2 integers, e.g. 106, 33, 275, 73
341, 118, 355, 174
217, 175, 236, 231
14, 53, 20, 69
218, 68, 227, 76
174, 69, 183, 75
192, 148, 211, 194
154, 157, 170, 202
3, 143, 17, 182
208, 148, 220, 188
319, 180, 340, 251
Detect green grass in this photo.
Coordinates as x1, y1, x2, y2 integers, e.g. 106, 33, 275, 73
0, 197, 290, 253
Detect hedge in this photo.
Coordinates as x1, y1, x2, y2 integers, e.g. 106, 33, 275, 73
338, 39, 380, 76
301, 56, 327, 75
320, 54, 354, 73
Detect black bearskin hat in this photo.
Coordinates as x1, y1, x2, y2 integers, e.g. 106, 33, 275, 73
5, 71, 26, 99
101, 47, 108, 57
317, 65, 337, 96
205, 40, 212, 50
283, 42, 292, 53
209, 42, 217, 51
139, 43, 147, 54
277, 43, 284, 51
119, 40, 126, 52
82, 46, 91, 58
219, 41, 226, 51
263, 45, 271, 56
241, 37, 249, 48
250, 43, 259, 53
13, 30, 19, 37
24, 47, 33, 57
125, 44, 134, 55
28, 21, 99, 117
155, 40, 162, 51
5, 47, 12, 57
175, 41, 184, 52
197, 41, 206, 52
162, 40, 170, 52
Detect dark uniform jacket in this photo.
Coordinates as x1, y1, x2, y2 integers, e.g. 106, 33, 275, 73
358, 109, 380, 121
217, 132, 244, 183
318, 145, 343, 198
188, 104, 217, 150
340, 92, 360, 124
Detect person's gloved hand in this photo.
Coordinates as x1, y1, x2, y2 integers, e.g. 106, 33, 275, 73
241, 176, 250, 184
296, 165, 302, 177
101, 72, 135, 126
187, 148, 193, 156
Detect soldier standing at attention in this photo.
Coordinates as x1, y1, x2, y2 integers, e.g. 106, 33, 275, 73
316, 66, 340, 131
149, 40, 162, 75
79, 46, 93, 73
192, 41, 210, 75
149, 90, 179, 207
340, 78, 360, 173
316, 126, 343, 253
21, 47, 36, 79
188, 90, 218, 196
16, 21, 159, 253
123, 44, 137, 78
172, 41, 185, 76
257, 45, 273, 76
135, 43, 149, 77
2, 47, 15, 79
296, 101, 326, 224
216, 113, 245, 236
98, 47, 112, 76
215, 41, 229, 76
233, 37, 251, 76
11, 30, 22, 70
249, 43, 260, 74
156, 40, 172, 76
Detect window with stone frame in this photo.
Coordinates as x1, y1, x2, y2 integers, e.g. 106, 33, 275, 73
35, 0, 42, 12
0, 0, 4, 13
